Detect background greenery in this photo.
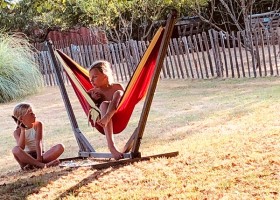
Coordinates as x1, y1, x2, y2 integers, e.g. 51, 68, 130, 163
1, 0, 278, 43
0, 33, 43, 103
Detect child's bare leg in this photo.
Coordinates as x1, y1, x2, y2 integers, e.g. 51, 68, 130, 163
12, 146, 60, 169
12, 150, 27, 169
45, 160, 60, 167
12, 146, 45, 168
98, 90, 123, 127
43, 144, 64, 163
104, 120, 123, 160
99, 102, 123, 160
97, 101, 112, 127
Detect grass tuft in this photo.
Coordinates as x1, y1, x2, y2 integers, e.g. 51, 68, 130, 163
0, 33, 43, 103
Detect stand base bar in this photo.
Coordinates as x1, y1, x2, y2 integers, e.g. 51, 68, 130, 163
59, 151, 179, 170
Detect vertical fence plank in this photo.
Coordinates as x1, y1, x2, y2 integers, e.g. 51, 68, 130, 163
44, 51, 53, 86
95, 44, 101, 60
278, 27, 280, 76
237, 32, 246, 77
265, 30, 273, 76
92, 45, 98, 61
219, 31, 229, 77
86, 37, 94, 65
243, 36, 251, 78
232, 31, 240, 78
109, 44, 121, 82
87, 43, 94, 65
122, 42, 133, 78
164, 46, 172, 78
98, 44, 105, 59
253, 30, 262, 77
213, 31, 224, 77
167, 45, 176, 78
259, 29, 267, 76
177, 37, 190, 78
117, 43, 128, 81
137, 41, 144, 57
198, 34, 209, 78
271, 29, 279, 75
40, 51, 50, 86
202, 32, 214, 77
82, 38, 91, 67
182, 36, 194, 78
62, 47, 71, 85
250, 32, 257, 78
79, 38, 87, 67
130, 40, 140, 67
114, 43, 126, 82
160, 55, 168, 79
169, 39, 179, 78
104, 44, 113, 65
46, 51, 57, 86
209, 30, 220, 77
225, 32, 234, 78
193, 35, 204, 79
188, 35, 200, 78
172, 38, 185, 78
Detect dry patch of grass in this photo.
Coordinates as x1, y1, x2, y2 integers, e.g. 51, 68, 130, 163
0, 78, 280, 199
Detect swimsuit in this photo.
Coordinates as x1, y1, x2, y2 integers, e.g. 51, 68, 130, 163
24, 127, 43, 158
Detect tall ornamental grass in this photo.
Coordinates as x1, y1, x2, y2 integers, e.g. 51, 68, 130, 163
0, 33, 43, 103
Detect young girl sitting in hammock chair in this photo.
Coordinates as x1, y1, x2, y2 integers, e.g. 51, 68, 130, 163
88, 60, 124, 160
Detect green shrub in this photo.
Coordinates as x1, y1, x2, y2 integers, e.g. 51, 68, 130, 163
0, 33, 43, 103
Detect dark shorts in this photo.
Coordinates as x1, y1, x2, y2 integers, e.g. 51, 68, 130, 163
27, 151, 37, 159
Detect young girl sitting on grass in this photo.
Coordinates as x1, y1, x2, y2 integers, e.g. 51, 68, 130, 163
88, 60, 124, 160
12, 103, 64, 170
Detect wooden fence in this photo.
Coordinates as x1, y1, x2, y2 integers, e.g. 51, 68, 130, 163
34, 28, 280, 86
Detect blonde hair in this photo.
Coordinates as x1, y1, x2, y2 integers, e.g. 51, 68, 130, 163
13, 103, 32, 120
89, 60, 114, 84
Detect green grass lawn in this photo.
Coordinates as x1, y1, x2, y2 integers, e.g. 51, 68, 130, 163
0, 78, 279, 199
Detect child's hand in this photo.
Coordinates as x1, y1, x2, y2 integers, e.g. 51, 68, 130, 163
88, 89, 102, 101
17, 119, 28, 129
12, 116, 27, 128
19, 122, 28, 129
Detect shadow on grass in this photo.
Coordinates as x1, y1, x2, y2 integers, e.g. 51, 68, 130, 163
0, 165, 119, 200
0, 167, 73, 200
54, 169, 113, 199
54, 152, 179, 199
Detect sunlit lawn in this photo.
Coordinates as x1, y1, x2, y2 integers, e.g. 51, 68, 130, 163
0, 78, 279, 199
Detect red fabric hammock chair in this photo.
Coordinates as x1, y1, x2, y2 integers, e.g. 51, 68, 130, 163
55, 27, 164, 134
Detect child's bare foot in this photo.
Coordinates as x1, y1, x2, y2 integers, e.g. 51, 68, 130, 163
97, 114, 111, 127
109, 148, 124, 160
22, 164, 36, 170
46, 159, 60, 167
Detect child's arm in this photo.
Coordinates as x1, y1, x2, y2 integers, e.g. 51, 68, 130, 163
13, 128, 26, 149
34, 121, 44, 162
110, 89, 124, 110
97, 84, 124, 127
108, 83, 124, 111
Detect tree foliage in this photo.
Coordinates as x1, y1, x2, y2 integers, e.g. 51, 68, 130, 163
195, 0, 280, 32
0, 0, 208, 42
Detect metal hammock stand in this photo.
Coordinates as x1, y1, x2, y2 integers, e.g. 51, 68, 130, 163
47, 10, 179, 169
